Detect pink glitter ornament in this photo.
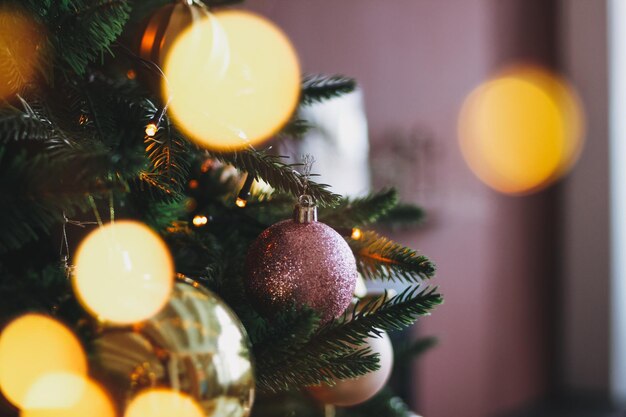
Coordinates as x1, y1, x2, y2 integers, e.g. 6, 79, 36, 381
245, 196, 357, 322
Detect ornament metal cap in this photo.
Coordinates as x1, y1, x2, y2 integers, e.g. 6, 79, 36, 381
294, 195, 317, 223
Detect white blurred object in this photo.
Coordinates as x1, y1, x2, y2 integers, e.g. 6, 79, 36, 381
284, 89, 371, 197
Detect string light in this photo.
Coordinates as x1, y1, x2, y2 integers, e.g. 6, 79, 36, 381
145, 122, 158, 137
188, 179, 199, 189
144, 103, 170, 138
235, 174, 254, 208
126, 69, 137, 80
200, 158, 213, 173
351, 228, 363, 240
192, 215, 208, 227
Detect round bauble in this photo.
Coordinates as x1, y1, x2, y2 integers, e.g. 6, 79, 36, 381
91, 277, 255, 417
307, 331, 393, 407
245, 202, 357, 322
138, 0, 214, 68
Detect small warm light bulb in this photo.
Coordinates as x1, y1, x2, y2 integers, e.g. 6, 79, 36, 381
0, 315, 87, 409
124, 389, 204, 417
126, 69, 137, 80
188, 179, 199, 189
145, 122, 158, 137
73, 220, 174, 324
200, 159, 214, 173
235, 197, 247, 208
192, 215, 208, 227
351, 228, 363, 240
21, 373, 115, 417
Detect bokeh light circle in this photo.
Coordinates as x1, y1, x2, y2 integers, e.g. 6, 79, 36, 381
163, 9, 301, 151
458, 65, 585, 195
21, 373, 115, 417
124, 389, 204, 417
73, 220, 174, 324
0, 315, 87, 408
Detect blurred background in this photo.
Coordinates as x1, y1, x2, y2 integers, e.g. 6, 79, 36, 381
246, 1, 618, 417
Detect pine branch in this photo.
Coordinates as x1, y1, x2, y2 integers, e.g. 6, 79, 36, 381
320, 189, 399, 229
257, 347, 380, 394
0, 264, 70, 318
143, 111, 192, 193
252, 307, 320, 359
350, 231, 436, 282
0, 107, 52, 142
278, 117, 311, 139
209, 148, 341, 207
140, 199, 187, 231
46, 134, 146, 182
301, 75, 357, 106
48, 0, 131, 75
0, 146, 116, 252
312, 287, 442, 351
255, 287, 441, 393
375, 203, 425, 229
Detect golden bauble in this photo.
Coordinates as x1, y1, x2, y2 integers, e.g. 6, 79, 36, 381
92, 278, 255, 417
138, 0, 210, 68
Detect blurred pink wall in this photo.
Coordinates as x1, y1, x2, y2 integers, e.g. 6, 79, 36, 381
245, 1, 557, 416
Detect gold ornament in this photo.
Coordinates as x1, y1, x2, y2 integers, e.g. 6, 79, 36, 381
91, 277, 255, 417
138, 0, 210, 68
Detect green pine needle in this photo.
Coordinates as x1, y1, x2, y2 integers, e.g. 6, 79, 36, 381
351, 231, 436, 282
257, 346, 380, 394
0, 107, 52, 142
0, 146, 115, 252
48, 0, 131, 75
376, 203, 425, 229
279, 118, 311, 139
254, 287, 441, 393
313, 286, 442, 350
252, 307, 321, 359
210, 148, 341, 207
143, 109, 192, 193
320, 189, 400, 229
301, 75, 357, 106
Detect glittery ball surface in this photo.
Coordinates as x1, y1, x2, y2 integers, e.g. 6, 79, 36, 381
245, 219, 357, 322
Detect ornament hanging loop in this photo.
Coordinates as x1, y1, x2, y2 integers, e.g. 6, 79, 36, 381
294, 194, 317, 224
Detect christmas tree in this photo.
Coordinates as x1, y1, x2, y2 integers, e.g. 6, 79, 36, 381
0, 1, 442, 416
